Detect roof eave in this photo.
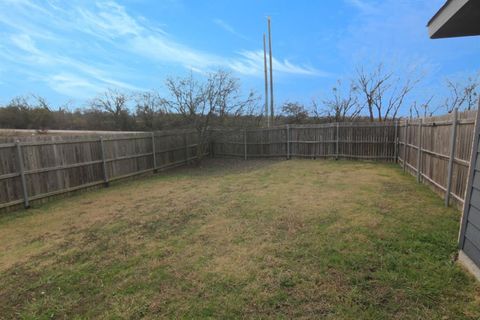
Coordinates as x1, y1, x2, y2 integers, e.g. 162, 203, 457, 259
427, 0, 480, 39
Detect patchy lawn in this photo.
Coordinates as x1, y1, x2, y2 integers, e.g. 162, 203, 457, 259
0, 159, 479, 319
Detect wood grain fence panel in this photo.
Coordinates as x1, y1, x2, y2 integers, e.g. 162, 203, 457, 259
105, 135, 153, 179
398, 110, 477, 207
18, 139, 104, 201
0, 130, 200, 211
1, 112, 477, 212
214, 123, 397, 161
0, 145, 22, 206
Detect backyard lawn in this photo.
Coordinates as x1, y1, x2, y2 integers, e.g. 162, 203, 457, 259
0, 159, 479, 319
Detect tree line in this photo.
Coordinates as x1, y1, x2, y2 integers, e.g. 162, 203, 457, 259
0, 71, 263, 132
1, 65, 479, 132
283, 64, 479, 124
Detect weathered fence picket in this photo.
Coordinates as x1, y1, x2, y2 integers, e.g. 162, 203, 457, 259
446, 108, 458, 206
15, 141, 29, 208
335, 123, 339, 160
151, 132, 157, 172
403, 120, 408, 172
286, 124, 290, 160
100, 137, 109, 187
417, 119, 423, 183
394, 121, 398, 162
244, 129, 248, 160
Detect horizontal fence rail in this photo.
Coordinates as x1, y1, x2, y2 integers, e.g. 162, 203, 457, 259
0, 130, 203, 211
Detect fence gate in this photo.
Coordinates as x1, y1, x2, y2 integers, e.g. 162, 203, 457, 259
459, 101, 480, 279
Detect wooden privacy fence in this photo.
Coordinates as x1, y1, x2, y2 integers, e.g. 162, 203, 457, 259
0, 130, 202, 211
212, 122, 398, 161
397, 110, 477, 207
1, 111, 478, 212
213, 114, 478, 207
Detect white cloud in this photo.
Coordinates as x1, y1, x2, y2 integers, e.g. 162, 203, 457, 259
74, 1, 144, 39
3, 32, 141, 96
10, 34, 40, 54
128, 34, 223, 71
213, 19, 249, 41
344, 0, 379, 15
45, 73, 101, 98
70, 1, 325, 77
233, 50, 326, 76
0, 0, 326, 100
8, 34, 53, 65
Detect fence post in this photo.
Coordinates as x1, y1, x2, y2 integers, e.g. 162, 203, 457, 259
286, 124, 290, 160
100, 137, 109, 187
394, 121, 398, 162
210, 139, 214, 158
184, 132, 189, 164
15, 141, 29, 209
244, 128, 247, 160
417, 119, 423, 183
209, 130, 214, 158
403, 120, 408, 172
445, 108, 458, 207
335, 122, 339, 160
151, 132, 157, 172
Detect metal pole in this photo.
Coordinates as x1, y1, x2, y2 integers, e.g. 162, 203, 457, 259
336, 123, 339, 160
417, 119, 423, 183
151, 132, 157, 172
445, 108, 458, 207
263, 33, 269, 128
267, 17, 274, 125
100, 137, 109, 187
403, 119, 408, 172
244, 128, 248, 160
16, 141, 29, 208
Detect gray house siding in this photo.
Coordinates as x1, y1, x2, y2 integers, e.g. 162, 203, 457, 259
459, 103, 480, 271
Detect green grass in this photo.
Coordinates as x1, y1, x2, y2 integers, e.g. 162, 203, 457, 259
0, 159, 479, 319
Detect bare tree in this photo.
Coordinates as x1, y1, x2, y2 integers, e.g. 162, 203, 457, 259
409, 96, 439, 118
376, 79, 417, 121
2, 95, 54, 129
322, 80, 362, 122
30, 96, 53, 130
355, 63, 420, 121
135, 91, 164, 130
281, 101, 309, 124
356, 64, 391, 121
444, 75, 479, 112
91, 89, 131, 130
161, 70, 257, 163
310, 99, 324, 121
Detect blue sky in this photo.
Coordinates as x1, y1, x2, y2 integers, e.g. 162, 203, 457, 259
0, 0, 479, 116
